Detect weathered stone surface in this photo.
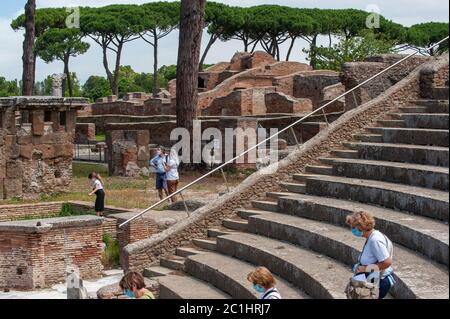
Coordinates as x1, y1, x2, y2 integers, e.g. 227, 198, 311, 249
167, 200, 207, 212
0, 96, 87, 199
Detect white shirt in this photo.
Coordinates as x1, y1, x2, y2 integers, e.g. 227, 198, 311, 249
262, 288, 282, 300
166, 157, 179, 181
359, 230, 393, 278
93, 179, 103, 190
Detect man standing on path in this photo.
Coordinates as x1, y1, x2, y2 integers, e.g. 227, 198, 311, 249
150, 147, 169, 200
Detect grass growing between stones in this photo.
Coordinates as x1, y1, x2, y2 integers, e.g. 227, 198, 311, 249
101, 233, 120, 269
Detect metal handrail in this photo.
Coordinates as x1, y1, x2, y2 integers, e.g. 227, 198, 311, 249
119, 36, 449, 228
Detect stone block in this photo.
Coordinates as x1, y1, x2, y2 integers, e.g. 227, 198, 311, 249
54, 144, 73, 158
31, 110, 45, 136
137, 146, 150, 162
6, 161, 22, 179
3, 177, 22, 198
65, 110, 77, 132
19, 145, 33, 159
51, 111, 60, 131
136, 130, 150, 147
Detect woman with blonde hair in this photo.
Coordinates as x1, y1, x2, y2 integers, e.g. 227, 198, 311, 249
346, 211, 395, 299
247, 267, 282, 299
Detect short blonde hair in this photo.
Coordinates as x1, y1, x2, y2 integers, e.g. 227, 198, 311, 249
247, 267, 276, 289
346, 211, 375, 231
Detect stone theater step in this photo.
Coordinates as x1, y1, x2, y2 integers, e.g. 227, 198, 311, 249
432, 87, 450, 100
305, 175, 449, 221
237, 208, 270, 220
344, 142, 449, 167
390, 113, 449, 129
216, 232, 350, 299
399, 106, 428, 113
176, 247, 204, 258
160, 256, 186, 271
280, 182, 306, 194
222, 219, 248, 232
367, 127, 449, 147
193, 239, 217, 251
250, 200, 279, 212
245, 212, 449, 299
377, 119, 406, 128
413, 99, 449, 113
143, 266, 175, 278
185, 252, 308, 299
324, 157, 449, 190
158, 275, 231, 299
277, 193, 449, 266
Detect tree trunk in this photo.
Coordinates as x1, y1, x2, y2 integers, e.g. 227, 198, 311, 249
243, 38, 249, 52
63, 54, 73, 97
251, 40, 259, 53
153, 30, 159, 97
102, 44, 114, 95
176, 0, 206, 135
22, 0, 36, 96
199, 33, 218, 71
112, 40, 124, 97
276, 43, 280, 61
286, 36, 296, 61
310, 35, 318, 69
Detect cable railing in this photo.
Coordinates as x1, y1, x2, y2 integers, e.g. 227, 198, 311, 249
119, 36, 449, 228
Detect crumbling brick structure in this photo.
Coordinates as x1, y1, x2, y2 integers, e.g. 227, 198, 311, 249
0, 215, 104, 290
0, 97, 88, 199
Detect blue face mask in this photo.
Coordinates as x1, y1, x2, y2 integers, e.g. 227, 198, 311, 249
352, 227, 364, 237
253, 284, 266, 294
124, 289, 135, 298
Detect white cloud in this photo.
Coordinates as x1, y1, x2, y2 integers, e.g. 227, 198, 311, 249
1, 0, 448, 82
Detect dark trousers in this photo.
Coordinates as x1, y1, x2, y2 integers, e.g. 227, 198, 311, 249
379, 276, 393, 299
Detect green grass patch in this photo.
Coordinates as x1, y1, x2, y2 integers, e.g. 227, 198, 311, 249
96, 133, 106, 142
102, 233, 120, 269
73, 162, 108, 178
60, 203, 96, 217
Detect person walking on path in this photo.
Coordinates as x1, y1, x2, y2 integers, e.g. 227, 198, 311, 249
165, 148, 180, 203
150, 147, 169, 200
88, 172, 105, 217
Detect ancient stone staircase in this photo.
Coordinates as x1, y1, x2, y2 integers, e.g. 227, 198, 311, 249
143, 86, 449, 299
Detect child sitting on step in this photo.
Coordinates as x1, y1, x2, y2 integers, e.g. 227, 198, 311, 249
119, 272, 155, 299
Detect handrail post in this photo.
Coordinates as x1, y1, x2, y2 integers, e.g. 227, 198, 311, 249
220, 168, 231, 193
179, 192, 190, 217
321, 108, 329, 125
352, 91, 359, 109
290, 127, 301, 150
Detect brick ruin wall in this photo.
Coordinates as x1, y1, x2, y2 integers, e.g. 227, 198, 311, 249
121, 54, 449, 272
0, 216, 104, 290
77, 115, 177, 134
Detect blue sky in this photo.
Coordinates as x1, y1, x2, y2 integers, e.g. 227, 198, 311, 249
0, 0, 449, 83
